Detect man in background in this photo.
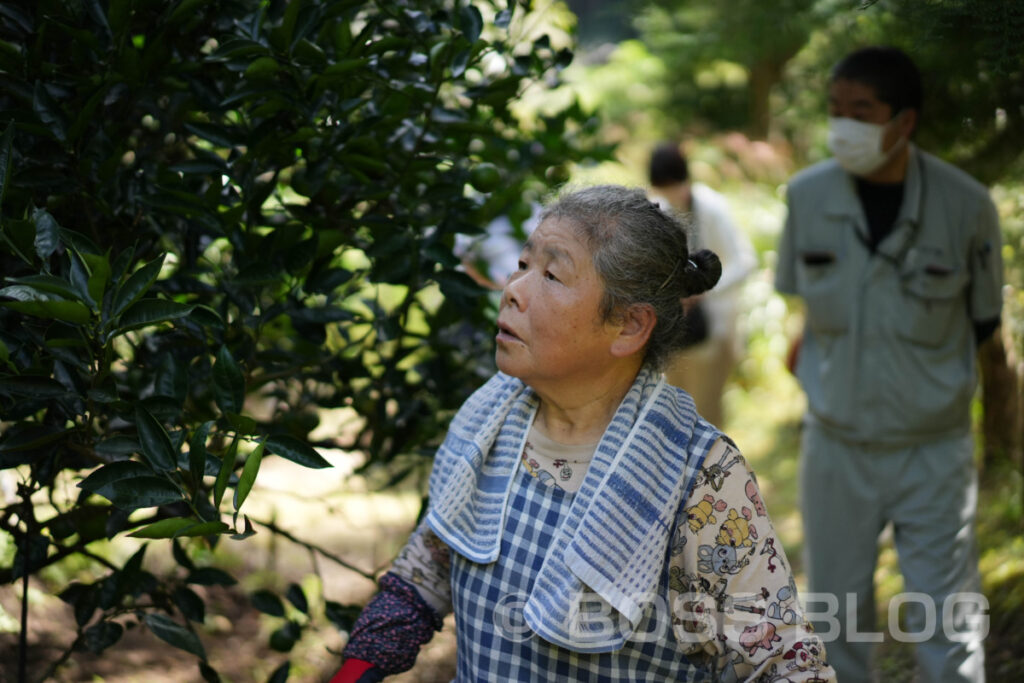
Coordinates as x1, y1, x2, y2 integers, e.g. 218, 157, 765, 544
775, 46, 1001, 682
649, 142, 756, 427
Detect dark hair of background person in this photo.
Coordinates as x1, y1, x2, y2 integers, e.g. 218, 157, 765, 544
539, 185, 721, 369
648, 143, 690, 188
830, 46, 924, 118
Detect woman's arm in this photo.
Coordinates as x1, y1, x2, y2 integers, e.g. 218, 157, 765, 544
332, 521, 452, 680
668, 437, 836, 681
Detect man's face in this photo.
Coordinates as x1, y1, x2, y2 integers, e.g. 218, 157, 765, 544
828, 78, 914, 154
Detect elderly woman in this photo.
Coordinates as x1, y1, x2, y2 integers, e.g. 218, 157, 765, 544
332, 186, 834, 682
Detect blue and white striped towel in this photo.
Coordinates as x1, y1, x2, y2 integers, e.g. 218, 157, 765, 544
426, 365, 717, 651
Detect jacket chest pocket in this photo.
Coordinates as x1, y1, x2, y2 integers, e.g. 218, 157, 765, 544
895, 264, 967, 347
797, 250, 849, 335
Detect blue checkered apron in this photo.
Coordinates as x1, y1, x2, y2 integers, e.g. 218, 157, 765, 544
449, 462, 713, 681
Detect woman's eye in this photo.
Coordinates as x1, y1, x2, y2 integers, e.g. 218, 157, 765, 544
544, 270, 559, 282
517, 260, 527, 271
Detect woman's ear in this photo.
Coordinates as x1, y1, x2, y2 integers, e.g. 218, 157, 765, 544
610, 303, 657, 358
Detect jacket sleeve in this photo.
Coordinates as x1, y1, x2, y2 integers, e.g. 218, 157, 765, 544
967, 189, 1003, 324
668, 437, 836, 681
775, 184, 800, 296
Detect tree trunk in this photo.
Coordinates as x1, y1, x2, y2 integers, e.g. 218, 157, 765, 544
979, 326, 1020, 472
747, 59, 781, 141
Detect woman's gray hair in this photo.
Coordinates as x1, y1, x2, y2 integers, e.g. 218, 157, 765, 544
538, 184, 722, 369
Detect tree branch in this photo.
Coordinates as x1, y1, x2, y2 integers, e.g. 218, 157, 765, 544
249, 517, 376, 581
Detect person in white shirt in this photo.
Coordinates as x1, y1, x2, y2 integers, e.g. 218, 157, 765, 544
649, 142, 757, 427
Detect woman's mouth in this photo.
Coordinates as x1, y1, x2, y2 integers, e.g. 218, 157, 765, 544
496, 322, 521, 343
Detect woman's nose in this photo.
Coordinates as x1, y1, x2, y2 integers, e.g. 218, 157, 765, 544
502, 273, 526, 310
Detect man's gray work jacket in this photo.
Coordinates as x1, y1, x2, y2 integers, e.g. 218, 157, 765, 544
775, 145, 1003, 446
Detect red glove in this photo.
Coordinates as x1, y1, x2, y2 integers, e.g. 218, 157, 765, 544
330, 659, 382, 683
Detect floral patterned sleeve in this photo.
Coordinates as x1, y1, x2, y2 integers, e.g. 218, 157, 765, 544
668, 437, 835, 681
388, 517, 453, 615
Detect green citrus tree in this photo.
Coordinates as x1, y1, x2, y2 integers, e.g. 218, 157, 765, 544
0, 0, 610, 680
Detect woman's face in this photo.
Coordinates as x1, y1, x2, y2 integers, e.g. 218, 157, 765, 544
495, 217, 624, 390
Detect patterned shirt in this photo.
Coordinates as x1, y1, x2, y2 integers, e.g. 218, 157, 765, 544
343, 435, 833, 681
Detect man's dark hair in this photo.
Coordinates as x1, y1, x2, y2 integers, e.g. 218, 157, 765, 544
648, 142, 689, 187
831, 46, 923, 117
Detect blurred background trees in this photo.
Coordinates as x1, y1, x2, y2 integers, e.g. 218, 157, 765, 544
1, 0, 1021, 680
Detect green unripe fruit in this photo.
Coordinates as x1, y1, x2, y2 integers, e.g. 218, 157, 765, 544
469, 162, 501, 193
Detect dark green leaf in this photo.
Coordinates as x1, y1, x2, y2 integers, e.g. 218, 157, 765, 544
33, 82, 67, 142
433, 269, 482, 308
94, 436, 139, 459
154, 352, 187, 401
172, 539, 196, 571
12, 534, 49, 579
0, 296, 92, 324
173, 586, 206, 623
183, 122, 236, 148
101, 476, 184, 510
264, 434, 331, 469
451, 48, 470, 78
60, 583, 99, 627
82, 250, 112, 307
200, 662, 222, 683
4, 274, 82, 301
285, 583, 307, 614
459, 6, 483, 44
129, 518, 228, 539
0, 424, 71, 452
186, 567, 236, 586
233, 441, 263, 510
32, 208, 60, 263
78, 461, 152, 495
144, 613, 207, 660
269, 621, 300, 652
251, 589, 286, 617
212, 345, 245, 417
0, 376, 68, 398
225, 413, 258, 435
113, 544, 147, 602
324, 601, 362, 632
189, 421, 213, 486
495, 8, 513, 29
213, 435, 238, 509
267, 661, 290, 683
555, 47, 573, 70
136, 405, 178, 472
83, 621, 124, 654
111, 255, 165, 319
112, 299, 196, 336
230, 514, 256, 540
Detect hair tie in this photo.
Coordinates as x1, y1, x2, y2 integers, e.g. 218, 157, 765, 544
687, 259, 698, 271
655, 257, 683, 293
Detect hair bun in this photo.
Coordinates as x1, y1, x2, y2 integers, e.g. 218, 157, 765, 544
684, 249, 722, 296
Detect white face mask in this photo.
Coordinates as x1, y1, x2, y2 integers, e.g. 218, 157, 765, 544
827, 116, 906, 177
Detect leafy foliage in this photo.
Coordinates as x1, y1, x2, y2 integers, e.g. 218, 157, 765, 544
0, 0, 608, 678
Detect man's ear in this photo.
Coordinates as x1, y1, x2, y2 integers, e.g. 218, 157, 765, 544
898, 108, 918, 139
610, 303, 657, 358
